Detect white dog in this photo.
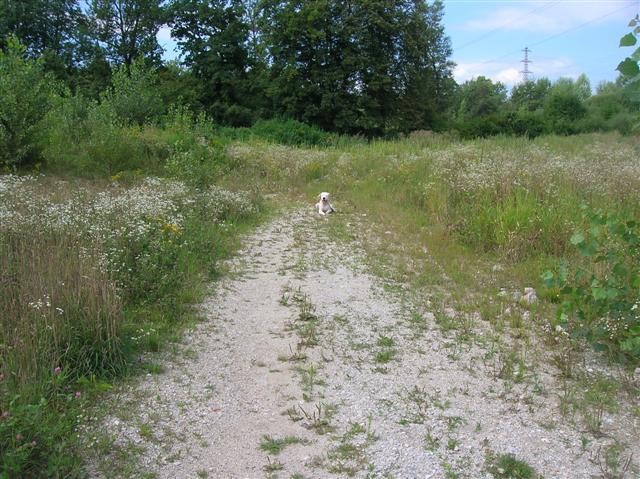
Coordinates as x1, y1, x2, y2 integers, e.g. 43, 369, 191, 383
315, 192, 335, 215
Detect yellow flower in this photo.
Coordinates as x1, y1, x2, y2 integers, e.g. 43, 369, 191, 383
162, 222, 181, 235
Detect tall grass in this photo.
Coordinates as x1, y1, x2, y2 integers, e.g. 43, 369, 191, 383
0, 172, 262, 476
225, 131, 640, 360
1, 232, 125, 391
228, 132, 639, 260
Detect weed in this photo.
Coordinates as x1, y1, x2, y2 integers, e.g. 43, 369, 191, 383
398, 385, 431, 425
590, 442, 635, 479
260, 435, 309, 455
486, 452, 537, 479
263, 456, 285, 472
424, 432, 440, 451
374, 335, 397, 364
297, 403, 336, 435
581, 377, 619, 435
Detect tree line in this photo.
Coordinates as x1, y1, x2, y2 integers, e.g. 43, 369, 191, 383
0, 0, 638, 140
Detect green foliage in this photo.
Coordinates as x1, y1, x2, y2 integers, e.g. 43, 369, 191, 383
0, 37, 61, 170
249, 118, 335, 147
617, 16, 640, 80
170, 0, 256, 126
454, 76, 508, 120
0, 393, 81, 478
260, 0, 453, 136
42, 96, 166, 176
163, 106, 233, 186
543, 208, 640, 363
89, 0, 166, 66
487, 453, 537, 479
543, 78, 588, 135
101, 58, 164, 126
0, 0, 85, 74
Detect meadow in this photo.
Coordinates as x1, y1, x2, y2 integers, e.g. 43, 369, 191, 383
1, 117, 639, 476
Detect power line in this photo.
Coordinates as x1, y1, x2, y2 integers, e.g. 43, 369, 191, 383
478, 1, 636, 67
454, 0, 559, 52
527, 1, 636, 49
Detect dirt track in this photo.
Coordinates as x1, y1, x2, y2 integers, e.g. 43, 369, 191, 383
88, 209, 639, 478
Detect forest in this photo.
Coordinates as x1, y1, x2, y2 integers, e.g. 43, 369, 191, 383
1, 0, 638, 170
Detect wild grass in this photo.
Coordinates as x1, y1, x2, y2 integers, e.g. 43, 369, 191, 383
226, 132, 639, 362
3, 124, 637, 475
0, 173, 262, 476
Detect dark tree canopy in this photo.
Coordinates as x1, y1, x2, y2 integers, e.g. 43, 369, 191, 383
89, 0, 166, 67
259, 0, 454, 136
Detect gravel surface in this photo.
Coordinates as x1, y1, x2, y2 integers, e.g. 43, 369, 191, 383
86, 209, 639, 478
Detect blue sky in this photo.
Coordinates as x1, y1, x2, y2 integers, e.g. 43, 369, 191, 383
157, 0, 639, 91
443, 0, 639, 89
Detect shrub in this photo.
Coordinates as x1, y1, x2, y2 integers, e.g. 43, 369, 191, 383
543, 208, 640, 363
249, 118, 335, 146
100, 58, 164, 126
0, 37, 62, 170
161, 105, 246, 186
42, 97, 167, 176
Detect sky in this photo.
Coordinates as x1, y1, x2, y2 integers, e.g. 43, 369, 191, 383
157, 0, 640, 91
443, 0, 639, 89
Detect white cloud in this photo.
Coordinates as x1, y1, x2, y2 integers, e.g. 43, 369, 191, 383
454, 57, 580, 88
460, 1, 634, 34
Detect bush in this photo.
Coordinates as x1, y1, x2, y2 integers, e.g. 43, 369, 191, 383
606, 111, 638, 135
249, 118, 335, 146
0, 37, 62, 170
163, 106, 234, 186
543, 208, 640, 363
42, 97, 167, 176
100, 58, 164, 126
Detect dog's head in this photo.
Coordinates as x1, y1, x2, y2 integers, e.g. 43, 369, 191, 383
319, 192, 330, 203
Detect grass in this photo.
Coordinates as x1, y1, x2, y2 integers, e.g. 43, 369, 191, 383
259, 435, 309, 455
3, 127, 639, 476
0, 174, 263, 476
486, 452, 538, 479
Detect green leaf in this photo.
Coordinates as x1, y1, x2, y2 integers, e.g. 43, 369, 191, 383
629, 18, 638, 27
605, 288, 619, 300
617, 58, 640, 77
620, 32, 637, 47
570, 232, 585, 245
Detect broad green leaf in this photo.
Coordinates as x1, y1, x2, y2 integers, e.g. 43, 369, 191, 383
620, 32, 637, 47
570, 232, 585, 245
617, 58, 640, 77
541, 270, 554, 284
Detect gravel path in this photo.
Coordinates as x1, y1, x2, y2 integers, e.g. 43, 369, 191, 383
88, 209, 639, 478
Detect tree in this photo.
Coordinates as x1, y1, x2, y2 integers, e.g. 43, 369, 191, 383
396, 0, 455, 132
100, 57, 163, 125
0, 0, 89, 81
454, 76, 507, 119
0, 37, 62, 169
170, 0, 255, 125
89, 0, 165, 67
510, 78, 551, 112
259, 0, 454, 136
544, 77, 588, 134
